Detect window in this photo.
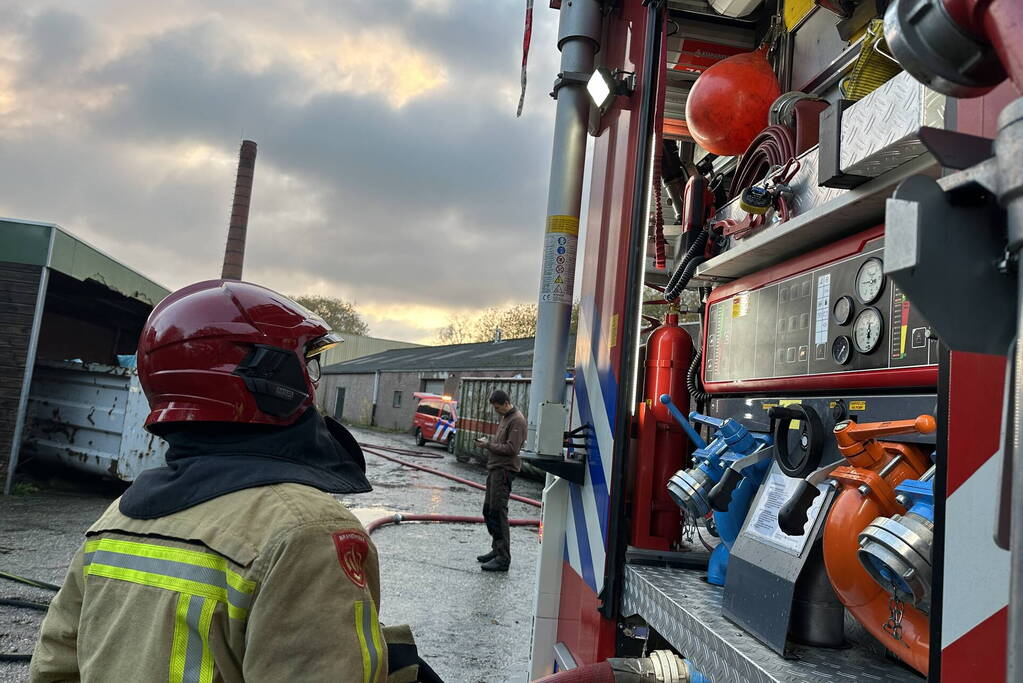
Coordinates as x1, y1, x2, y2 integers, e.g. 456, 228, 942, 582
392, 391, 402, 408
417, 403, 440, 417
420, 378, 445, 395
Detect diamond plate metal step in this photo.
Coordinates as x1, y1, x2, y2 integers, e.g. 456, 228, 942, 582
621, 565, 924, 683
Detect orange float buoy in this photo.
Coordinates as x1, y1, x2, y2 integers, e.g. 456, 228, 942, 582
685, 46, 781, 156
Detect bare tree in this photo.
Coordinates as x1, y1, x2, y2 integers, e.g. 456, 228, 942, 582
290, 295, 369, 335
437, 302, 588, 344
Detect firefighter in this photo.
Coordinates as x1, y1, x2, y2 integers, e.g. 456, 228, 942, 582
30, 280, 434, 683
474, 390, 527, 572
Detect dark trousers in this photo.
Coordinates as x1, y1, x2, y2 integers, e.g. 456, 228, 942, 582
483, 468, 514, 564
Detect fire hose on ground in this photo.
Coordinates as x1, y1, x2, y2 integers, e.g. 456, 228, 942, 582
359, 443, 543, 509
0, 441, 541, 664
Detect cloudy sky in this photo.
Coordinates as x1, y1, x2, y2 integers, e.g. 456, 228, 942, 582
0, 1, 573, 343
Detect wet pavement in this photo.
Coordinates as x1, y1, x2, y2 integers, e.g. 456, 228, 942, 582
0, 426, 543, 683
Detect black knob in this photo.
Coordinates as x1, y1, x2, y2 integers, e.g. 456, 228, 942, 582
770, 404, 825, 478
709, 467, 743, 512
778, 480, 821, 536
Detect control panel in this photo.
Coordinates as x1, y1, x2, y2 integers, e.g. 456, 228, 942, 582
703, 227, 939, 393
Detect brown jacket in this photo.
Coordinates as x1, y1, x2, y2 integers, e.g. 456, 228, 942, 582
30, 483, 415, 683
485, 407, 526, 472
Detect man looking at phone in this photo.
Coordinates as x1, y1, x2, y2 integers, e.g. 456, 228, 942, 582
473, 390, 526, 572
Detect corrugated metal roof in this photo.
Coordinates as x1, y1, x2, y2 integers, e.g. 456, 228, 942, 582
323, 336, 576, 374
318, 333, 421, 366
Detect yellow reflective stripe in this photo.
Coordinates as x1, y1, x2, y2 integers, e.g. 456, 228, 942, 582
198, 598, 217, 683
84, 538, 255, 593
84, 564, 226, 603
368, 602, 384, 683
169, 593, 191, 683
355, 602, 371, 683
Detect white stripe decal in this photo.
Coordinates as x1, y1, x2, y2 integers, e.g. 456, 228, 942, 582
579, 466, 606, 592
941, 451, 1011, 648
565, 500, 582, 577
581, 352, 615, 490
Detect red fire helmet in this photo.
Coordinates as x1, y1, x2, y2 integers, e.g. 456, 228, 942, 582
137, 280, 343, 432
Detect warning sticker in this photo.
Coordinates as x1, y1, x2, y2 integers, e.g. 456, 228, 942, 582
744, 462, 829, 557
546, 215, 579, 235
731, 292, 750, 318
541, 215, 578, 304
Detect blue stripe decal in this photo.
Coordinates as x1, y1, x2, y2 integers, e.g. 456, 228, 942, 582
572, 370, 610, 542
568, 482, 597, 593
598, 361, 618, 431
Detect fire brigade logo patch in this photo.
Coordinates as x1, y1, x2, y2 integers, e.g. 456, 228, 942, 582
332, 531, 369, 588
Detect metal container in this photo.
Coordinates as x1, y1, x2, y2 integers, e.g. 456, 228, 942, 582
455, 377, 577, 478
21, 360, 167, 481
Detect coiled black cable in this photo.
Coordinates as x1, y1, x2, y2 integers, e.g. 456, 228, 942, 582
665, 227, 711, 300
687, 347, 711, 406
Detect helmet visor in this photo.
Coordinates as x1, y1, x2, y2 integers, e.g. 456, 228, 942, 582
306, 356, 322, 383
305, 332, 344, 359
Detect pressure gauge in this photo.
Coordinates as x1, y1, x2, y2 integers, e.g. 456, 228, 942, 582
853, 307, 884, 354
832, 335, 852, 365
833, 296, 853, 325
855, 257, 885, 304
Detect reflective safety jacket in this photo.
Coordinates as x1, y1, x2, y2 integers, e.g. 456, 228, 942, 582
31, 483, 413, 683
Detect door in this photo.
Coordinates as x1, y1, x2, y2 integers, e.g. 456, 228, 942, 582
333, 387, 345, 419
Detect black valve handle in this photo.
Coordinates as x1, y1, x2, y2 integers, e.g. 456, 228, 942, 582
709, 467, 743, 512
770, 404, 825, 478
778, 480, 821, 536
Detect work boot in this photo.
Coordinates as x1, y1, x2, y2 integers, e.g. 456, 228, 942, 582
477, 550, 499, 563
481, 557, 510, 572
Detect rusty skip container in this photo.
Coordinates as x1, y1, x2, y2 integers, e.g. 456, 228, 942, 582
21, 360, 167, 481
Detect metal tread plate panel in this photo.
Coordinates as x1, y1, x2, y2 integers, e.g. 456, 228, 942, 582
693, 152, 938, 283
621, 565, 923, 683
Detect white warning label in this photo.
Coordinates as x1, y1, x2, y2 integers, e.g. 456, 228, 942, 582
743, 461, 829, 557
540, 215, 578, 305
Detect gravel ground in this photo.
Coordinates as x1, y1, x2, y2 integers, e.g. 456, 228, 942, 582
0, 426, 543, 683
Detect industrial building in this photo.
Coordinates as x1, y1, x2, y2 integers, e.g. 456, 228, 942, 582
317, 337, 572, 431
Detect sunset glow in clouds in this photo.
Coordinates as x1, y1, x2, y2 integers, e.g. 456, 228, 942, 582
0, 1, 562, 342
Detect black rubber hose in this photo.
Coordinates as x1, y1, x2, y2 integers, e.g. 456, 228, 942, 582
0, 653, 31, 662
0, 597, 49, 611
0, 570, 60, 592
665, 227, 710, 298
687, 347, 711, 405
665, 255, 709, 301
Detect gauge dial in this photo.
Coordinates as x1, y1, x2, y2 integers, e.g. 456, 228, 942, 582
832, 335, 852, 365
833, 296, 853, 326
856, 257, 885, 304
853, 307, 884, 354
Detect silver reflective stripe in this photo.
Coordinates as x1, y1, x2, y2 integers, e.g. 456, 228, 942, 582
362, 600, 379, 681
183, 595, 205, 683
82, 549, 253, 613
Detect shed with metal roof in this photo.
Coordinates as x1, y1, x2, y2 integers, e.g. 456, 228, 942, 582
1, 218, 170, 493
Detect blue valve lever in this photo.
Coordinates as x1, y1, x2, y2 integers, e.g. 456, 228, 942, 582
664, 404, 773, 586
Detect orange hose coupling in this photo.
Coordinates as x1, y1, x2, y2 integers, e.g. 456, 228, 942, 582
823, 416, 935, 676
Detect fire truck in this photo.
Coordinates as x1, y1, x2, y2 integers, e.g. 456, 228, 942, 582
521, 0, 1021, 681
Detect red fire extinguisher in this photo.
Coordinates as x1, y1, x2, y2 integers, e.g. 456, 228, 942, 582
631, 309, 694, 550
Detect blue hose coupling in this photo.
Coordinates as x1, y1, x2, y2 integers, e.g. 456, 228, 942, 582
857, 475, 935, 611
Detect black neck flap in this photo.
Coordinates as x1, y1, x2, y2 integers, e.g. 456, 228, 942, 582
119, 408, 371, 519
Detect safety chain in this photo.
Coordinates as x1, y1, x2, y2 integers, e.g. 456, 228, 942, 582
681, 510, 695, 545
882, 582, 908, 646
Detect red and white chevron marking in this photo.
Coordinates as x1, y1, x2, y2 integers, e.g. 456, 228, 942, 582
941, 352, 1010, 681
